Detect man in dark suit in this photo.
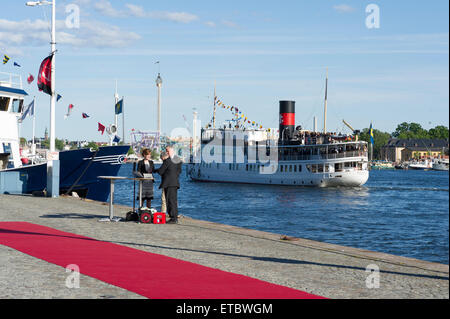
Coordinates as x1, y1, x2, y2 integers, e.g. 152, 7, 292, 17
155, 146, 182, 224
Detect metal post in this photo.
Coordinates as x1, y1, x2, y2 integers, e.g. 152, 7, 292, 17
47, 0, 59, 198
323, 68, 328, 134
109, 179, 114, 220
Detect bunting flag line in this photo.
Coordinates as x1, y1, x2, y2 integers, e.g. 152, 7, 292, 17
64, 104, 74, 119
214, 97, 265, 130
27, 74, 34, 84
98, 122, 106, 135
2, 51, 121, 139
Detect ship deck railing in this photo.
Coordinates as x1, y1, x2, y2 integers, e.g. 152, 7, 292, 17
0, 72, 23, 90
279, 151, 368, 162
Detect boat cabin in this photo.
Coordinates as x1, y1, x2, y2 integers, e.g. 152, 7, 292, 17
0, 73, 28, 169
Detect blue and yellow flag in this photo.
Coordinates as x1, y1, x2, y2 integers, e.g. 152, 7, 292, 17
3, 55, 10, 64
115, 99, 123, 115
369, 122, 374, 145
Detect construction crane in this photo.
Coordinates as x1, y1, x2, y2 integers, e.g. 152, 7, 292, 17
342, 119, 360, 141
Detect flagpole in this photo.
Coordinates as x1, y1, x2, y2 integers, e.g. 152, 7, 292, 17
114, 80, 119, 145
32, 97, 36, 159
323, 67, 328, 134
122, 96, 125, 144
48, 0, 59, 198
213, 80, 217, 129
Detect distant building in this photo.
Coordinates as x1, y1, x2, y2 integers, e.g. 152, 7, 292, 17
380, 139, 449, 162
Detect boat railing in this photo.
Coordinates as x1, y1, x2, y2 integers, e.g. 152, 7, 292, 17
0, 72, 23, 89
280, 151, 367, 161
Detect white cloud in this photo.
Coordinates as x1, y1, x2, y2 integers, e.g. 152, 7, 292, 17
333, 4, 356, 13
92, 1, 199, 24
0, 18, 141, 52
221, 20, 239, 28
205, 21, 216, 28
125, 4, 146, 18
154, 12, 198, 24
93, 0, 122, 17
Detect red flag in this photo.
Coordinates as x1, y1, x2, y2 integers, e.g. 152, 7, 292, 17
64, 104, 74, 119
27, 74, 34, 84
37, 55, 52, 95
98, 122, 106, 135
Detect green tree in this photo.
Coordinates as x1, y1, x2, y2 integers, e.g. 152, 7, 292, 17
40, 138, 66, 151
428, 125, 449, 140
127, 147, 135, 155
86, 141, 99, 151
360, 128, 392, 160
55, 139, 65, 151
392, 122, 429, 139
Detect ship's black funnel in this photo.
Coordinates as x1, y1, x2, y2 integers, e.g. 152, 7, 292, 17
279, 101, 295, 141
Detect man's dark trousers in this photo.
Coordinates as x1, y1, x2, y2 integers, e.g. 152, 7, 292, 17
164, 186, 178, 220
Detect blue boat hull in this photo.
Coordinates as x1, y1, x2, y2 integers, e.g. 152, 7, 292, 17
2, 145, 130, 202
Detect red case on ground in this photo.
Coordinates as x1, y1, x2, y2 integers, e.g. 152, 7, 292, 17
153, 212, 166, 224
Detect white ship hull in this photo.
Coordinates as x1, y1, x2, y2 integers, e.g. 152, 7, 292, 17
189, 157, 369, 187
432, 161, 449, 171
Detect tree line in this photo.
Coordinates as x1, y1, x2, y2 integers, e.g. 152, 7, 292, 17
359, 122, 449, 159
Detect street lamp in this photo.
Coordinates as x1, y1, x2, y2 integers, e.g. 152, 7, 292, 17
26, 0, 59, 198
156, 73, 162, 149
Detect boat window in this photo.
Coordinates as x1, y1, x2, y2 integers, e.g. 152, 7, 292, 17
11, 99, 24, 113
294, 165, 297, 172
298, 165, 302, 172
318, 164, 324, 173
280, 165, 283, 172
0, 97, 10, 111
289, 165, 292, 172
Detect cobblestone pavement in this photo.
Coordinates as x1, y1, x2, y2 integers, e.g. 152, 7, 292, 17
0, 195, 448, 299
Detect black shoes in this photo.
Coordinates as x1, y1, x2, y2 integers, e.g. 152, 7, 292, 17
167, 218, 178, 224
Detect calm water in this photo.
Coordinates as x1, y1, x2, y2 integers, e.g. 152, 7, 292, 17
113, 164, 449, 265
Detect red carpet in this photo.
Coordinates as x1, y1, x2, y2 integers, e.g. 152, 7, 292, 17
0, 222, 324, 299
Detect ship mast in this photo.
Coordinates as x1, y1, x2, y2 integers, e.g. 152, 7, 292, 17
323, 67, 328, 134
212, 80, 217, 129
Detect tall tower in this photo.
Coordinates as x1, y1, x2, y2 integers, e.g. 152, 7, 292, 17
156, 73, 163, 142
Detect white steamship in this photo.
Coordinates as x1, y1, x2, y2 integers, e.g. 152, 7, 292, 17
188, 99, 369, 187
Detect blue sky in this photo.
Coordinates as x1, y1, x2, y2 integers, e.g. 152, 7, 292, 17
0, 0, 448, 142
